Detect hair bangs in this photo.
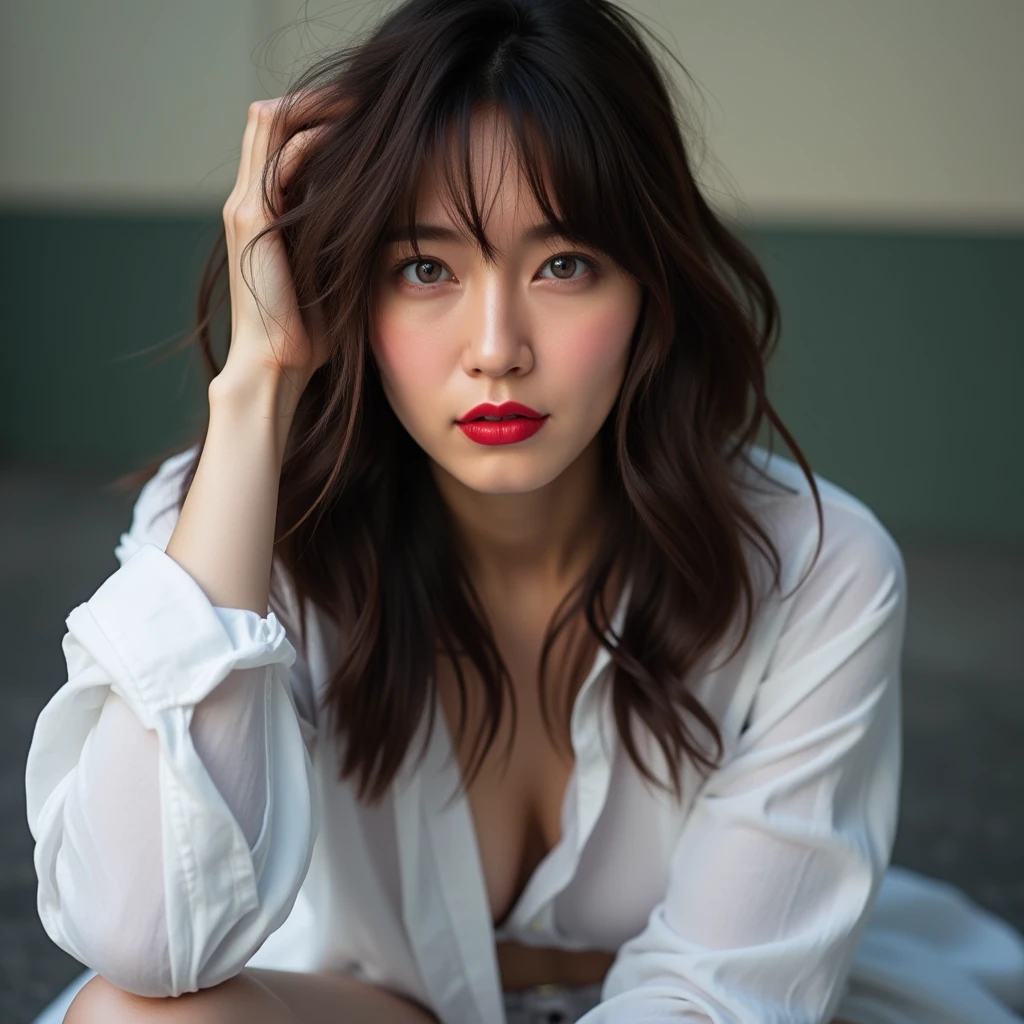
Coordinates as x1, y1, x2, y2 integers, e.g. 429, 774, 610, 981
383, 80, 631, 275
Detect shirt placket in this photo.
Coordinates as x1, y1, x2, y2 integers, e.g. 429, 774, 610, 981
507, 582, 632, 940
397, 581, 632, 1022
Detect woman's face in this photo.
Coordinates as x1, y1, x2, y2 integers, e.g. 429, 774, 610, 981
370, 110, 642, 498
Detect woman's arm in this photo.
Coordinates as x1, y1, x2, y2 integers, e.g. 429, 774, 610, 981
576, 501, 907, 1024
24, 383, 320, 999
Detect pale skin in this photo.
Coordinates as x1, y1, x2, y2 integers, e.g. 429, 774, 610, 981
65, 99, 854, 1023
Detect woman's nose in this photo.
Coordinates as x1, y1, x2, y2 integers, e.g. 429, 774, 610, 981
461, 281, 533, 376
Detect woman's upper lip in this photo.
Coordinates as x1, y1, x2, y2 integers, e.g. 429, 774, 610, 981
457, 401, 546, 423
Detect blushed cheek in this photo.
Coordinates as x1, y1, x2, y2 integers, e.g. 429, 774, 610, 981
373, 312, 437, 395
556, 304, 635, 384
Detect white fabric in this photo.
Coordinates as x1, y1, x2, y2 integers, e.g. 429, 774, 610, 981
24, 443, 1024, 1024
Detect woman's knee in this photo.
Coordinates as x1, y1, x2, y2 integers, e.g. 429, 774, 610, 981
63, 970, 298, 1024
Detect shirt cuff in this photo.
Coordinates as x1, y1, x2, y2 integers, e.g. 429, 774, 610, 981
66, 542, 297, 728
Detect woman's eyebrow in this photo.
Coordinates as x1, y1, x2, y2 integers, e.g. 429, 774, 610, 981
382, 221, 569, 245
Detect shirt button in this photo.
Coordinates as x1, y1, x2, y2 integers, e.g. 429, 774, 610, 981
530, 913, 545, 933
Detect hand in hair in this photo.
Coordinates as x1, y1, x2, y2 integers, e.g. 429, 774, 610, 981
219, 89, 351, 396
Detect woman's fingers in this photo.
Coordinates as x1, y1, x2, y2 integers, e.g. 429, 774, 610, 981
217, 85, 353, 380
235, 104, 259, 198
277, 124, 332, 192
244, 101, 279, 204
233, 87, 353, 207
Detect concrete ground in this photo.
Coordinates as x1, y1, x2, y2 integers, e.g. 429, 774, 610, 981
2, 462, 1022, 1024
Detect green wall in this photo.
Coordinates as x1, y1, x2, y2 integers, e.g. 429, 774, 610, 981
2, 209, 1021, 542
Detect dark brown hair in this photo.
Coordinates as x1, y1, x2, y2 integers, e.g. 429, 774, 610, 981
115, 0, 823, 805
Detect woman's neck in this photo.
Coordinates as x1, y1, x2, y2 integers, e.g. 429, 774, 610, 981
432, 434, 607, 595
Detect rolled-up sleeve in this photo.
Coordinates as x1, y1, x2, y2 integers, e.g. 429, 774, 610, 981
24, 450, 321, 997
579, 505, 907, 1023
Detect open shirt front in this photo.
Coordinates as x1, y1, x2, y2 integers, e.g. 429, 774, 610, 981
26, 442, 926, 1023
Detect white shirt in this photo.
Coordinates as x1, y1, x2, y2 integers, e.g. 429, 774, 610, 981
25, 442, 1024, 1023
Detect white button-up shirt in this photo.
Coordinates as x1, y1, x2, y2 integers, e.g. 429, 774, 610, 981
28, 442, 981, 1023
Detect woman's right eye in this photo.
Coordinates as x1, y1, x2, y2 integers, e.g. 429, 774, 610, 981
393, 258, 454, 288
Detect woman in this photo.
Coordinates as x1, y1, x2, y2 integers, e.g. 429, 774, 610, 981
25, 1, 1024, 1022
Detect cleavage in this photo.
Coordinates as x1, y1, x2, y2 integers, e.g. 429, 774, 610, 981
436, 608, 605, 930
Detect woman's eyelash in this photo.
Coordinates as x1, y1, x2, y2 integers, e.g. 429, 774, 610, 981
390, 252, 600, 287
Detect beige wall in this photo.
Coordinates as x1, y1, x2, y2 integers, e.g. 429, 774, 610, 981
2, 0, 1021, 228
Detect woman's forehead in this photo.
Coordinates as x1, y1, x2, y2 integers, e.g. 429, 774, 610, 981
414, 107, 555, 209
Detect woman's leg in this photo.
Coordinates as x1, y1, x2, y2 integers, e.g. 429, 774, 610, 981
62, 970, 857, 1024
63, 967, 439, 1024
254, 969, 439, 1023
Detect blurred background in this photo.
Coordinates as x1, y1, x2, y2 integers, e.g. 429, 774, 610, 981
1, 1, 1021, 1022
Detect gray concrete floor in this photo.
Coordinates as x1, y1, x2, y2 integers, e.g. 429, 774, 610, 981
2, 463, 1023, 1024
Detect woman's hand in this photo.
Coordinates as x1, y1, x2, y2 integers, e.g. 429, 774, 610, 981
219, 90, 341, 395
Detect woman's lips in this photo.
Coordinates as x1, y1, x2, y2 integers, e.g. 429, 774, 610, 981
456, 416, 549, 446
457, 400, 544, 422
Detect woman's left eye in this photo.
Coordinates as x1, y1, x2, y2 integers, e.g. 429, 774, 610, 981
392, 253, 599, 288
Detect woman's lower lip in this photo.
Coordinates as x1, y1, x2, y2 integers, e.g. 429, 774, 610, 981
456, 416, 549, 445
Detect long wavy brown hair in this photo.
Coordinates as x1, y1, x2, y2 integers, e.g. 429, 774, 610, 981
115, 0, 823, 805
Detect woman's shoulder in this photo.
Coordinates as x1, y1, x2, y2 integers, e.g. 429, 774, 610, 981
731, 442, 906, 596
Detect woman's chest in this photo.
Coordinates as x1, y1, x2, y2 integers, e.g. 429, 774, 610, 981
433, 615, 599, 931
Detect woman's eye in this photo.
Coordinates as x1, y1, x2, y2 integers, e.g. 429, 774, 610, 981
537, 253, 599, 282
396, 259, 453, 287
392, 253, 599, 289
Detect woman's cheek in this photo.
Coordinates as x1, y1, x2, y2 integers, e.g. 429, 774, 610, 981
373, 312, 447, 403
556, 306, 634, 386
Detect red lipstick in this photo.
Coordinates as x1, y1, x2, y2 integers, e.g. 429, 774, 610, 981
456, 400, 549, 446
